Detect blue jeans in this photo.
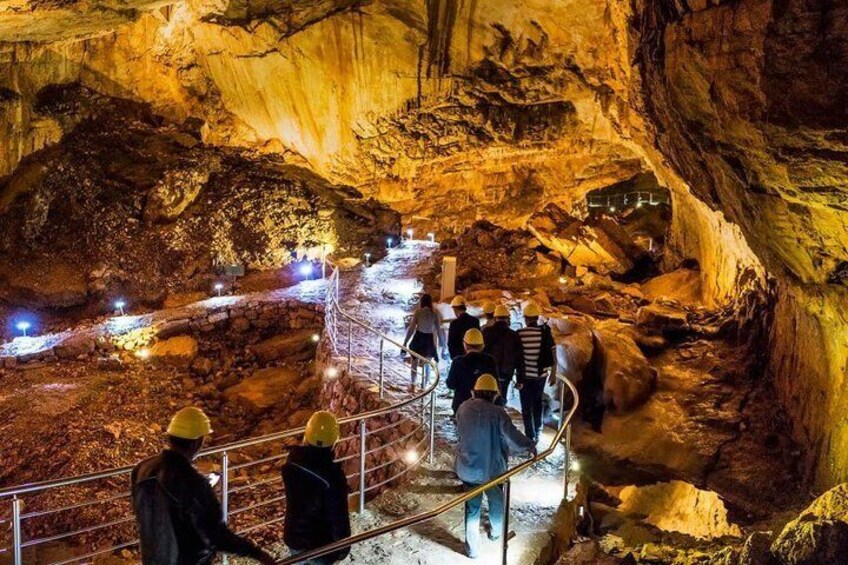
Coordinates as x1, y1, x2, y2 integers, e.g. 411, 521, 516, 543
463, 482, 504, 558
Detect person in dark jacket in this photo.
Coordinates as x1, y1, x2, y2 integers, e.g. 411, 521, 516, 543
455, 375, 535, 558
481, 302, 497, 329
131, 407, 275, 565
446, 328, 498, 414
516, 302, 556, 444
447, 295, 481, 360
282, 410, 351, 564
482, 304, 524, 406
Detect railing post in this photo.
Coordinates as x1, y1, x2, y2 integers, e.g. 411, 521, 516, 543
428, 392, 436, 465
221, 451, 230, 565
347, 320, 353, 374
501, 480, 511, 565
378, 339, 384, 399
564, 423, 572, 500
12, 496, 22, 565
358, 420, 367, 513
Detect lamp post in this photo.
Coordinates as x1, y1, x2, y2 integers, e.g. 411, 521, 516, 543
15, 321, 30, 338
364, 252, 371, 267
214, 283, 224, 297
115, 300, 126, 316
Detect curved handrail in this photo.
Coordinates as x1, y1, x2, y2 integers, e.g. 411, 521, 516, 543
272, 371, 579, 564
0, 266, 440, 498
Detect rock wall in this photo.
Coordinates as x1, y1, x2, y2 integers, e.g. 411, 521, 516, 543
320, 372, 426, 498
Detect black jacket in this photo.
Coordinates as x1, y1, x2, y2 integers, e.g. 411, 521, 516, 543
282, 445, 351, 563
448, 312, 481, 359
446, 351, 499, 413
482, 321, 524, 382
131, 450, 264, 565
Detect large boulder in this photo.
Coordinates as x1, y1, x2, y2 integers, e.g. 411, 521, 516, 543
251, 328, 320, 364
549, 315, 594, 384
636, 303, 689, 337
223, 367, 301, 412
772, 483, 848, 564
642, 269, 703, 306
616, 480, 742, 540
594, 323, 656, 411
150, 335, 198, 368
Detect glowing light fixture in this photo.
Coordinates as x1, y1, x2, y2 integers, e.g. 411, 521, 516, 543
570, 459, 580, 472
15, 320, 31, 337
364, 252, 371, 267
214, 282, 224, 297
311, 333, 320, 343
427, 232, 435, 242
387, 237, 394, 248
406, 228, 414, 240
403, 449, 418, 465
299, 263, 314, 279
636, 201, 643, 208
135, 348, 150, 360
115, 299, 126, 315
325, 366, 339, 378
558, 276, 567, 284
609, 206, 616, 213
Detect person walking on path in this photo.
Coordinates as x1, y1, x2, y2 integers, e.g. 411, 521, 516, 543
131, 407, 275, 565
448, 295, 481, 360
446, 328, 499, 414
516, 302, 556, 443
454, 375, 536, 559
282, 411, 351, 564
482, 304, 524, 406
481, 302, 497, 329
403, 293, 446, 391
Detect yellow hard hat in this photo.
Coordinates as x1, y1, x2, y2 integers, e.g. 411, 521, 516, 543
523, 302, 542, 317
482, 301, 496, 315
451, 296, 466, 307
463, 328, 484, 346
474, 374, 500, 393
305, 411, 340, 447
167, 407, 213, 440
494, 305, 510, 318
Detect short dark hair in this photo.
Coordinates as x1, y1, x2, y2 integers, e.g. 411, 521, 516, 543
420, 293, 433, 309
454, 304, 467, 312
473, 390, 498, 403
168, 435, 203, 452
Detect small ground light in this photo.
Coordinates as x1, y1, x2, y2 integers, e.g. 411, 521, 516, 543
364, 252, 371, 267
311, 333, 320, 343
135, 348, 150, 360
570, 459, 580, 472
115, 299, 126, 315
387, 237, 394, 248
299, 263, 314, 279
609, 206, 616, 213
636, 201, 643, 208
406, 228, 413, 239
214, 282, 224, 297
15, 321, 31, 337
403, 449, 418, 464
558, 276, 567, 284
325, 366, 339, 378
427, 232, 435, 242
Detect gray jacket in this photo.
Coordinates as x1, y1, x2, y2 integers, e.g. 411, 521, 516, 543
454, 398, 535, 484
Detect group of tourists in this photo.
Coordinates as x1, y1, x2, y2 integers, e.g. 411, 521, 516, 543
131, 294, 556, 563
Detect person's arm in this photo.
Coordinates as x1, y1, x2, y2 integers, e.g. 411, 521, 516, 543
403, 310, 419, 347
325, 469, 353, 561
514, 335, 525, 385
190, 476, 273, 563
499, 411, 535, 455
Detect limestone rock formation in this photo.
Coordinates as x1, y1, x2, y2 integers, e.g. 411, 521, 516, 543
772, 484, 848, 564
594, 321, 657, 411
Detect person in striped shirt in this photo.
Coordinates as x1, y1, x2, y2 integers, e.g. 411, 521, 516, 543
516, 302, 555, 443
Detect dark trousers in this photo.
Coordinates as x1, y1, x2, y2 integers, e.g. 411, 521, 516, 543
495, 379, 510, 406
519, 378, 546, 441
463, 482, 504, 558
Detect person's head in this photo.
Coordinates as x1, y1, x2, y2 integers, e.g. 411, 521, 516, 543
472, 374, 500, 403
463, 328, 484, 353
494, 304, 510, 324
482, 302, 496, 321
167, 407, 213, 459
419, 293, 433, 310
450, 295, 467, 315
523, 302, 541, 326
304, 410, 340, 448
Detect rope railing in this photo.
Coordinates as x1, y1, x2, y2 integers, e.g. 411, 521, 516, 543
0, 266, 440, 564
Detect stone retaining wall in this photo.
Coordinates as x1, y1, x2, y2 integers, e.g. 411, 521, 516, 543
321, 372, 426, 499
0, 294, 324, 367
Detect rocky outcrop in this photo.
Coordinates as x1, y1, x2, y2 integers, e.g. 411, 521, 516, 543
594, 322, 656, 411
771, 483, 848, 564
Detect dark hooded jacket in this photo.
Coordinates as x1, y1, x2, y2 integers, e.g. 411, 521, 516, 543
482, 321, 524, 383
446, 351, 499, 413
131, 449, 265, 565
281, 445, 351, 563
447, 311, 481, 359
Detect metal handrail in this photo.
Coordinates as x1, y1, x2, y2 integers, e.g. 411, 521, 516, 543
0, 265, 440, 564
271, 371, 580, 565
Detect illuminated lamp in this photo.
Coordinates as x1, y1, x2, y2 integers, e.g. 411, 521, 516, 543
403, 449, 418, 464
325, 366, 339, 378
311, 333, 320, 343
135, 348, 150, 360
406, 228, 414, 240
427, 232, 435, 242
214, 282, 224, 297
386, 237, 394, 248
364, 252, 371, 267
115, 299, 127, 316
299, 263, 314, 279
15, 320, 31, 337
